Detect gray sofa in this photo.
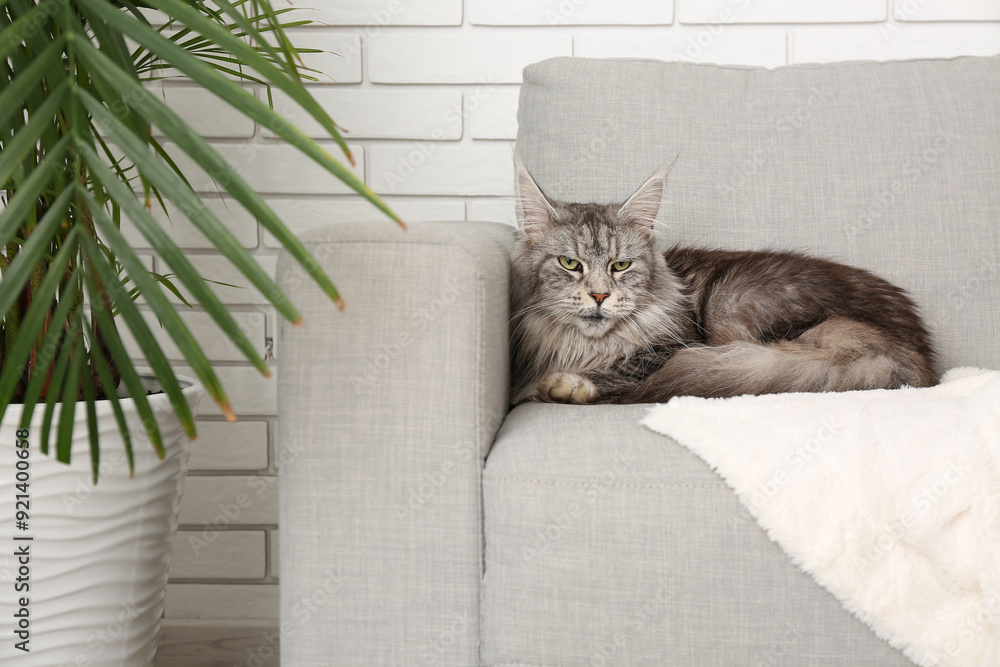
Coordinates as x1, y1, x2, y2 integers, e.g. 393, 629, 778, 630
278, 55, 1000, 665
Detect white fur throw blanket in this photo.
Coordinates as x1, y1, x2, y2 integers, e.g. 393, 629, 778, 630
641, 368, 1000, 667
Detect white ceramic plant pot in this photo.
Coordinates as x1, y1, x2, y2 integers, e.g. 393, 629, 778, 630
0, 377, 203, 666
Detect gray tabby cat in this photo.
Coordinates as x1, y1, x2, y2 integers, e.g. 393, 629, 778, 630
510, 158, 938, 405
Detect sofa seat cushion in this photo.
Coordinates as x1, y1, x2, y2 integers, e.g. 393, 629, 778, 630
481, 402, 915, 666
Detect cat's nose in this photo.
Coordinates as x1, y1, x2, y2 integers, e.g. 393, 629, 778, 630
589, 293, 610, 304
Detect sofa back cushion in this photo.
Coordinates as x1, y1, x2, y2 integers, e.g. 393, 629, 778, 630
516, 56, 1000, 371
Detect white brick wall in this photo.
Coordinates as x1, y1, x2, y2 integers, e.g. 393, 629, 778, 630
159, 0, 1000, 623
368, 29, 573, 83
895, 0, 1000, 22
469, 0, 673, 26
677, 0, 886, 24
573, 26, 787, 67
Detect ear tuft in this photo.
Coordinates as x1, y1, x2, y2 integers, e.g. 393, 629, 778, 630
514, 154, 557, 235
617, 156, 678, 230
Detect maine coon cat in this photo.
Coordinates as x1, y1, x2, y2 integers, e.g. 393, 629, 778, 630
510, 158, 938, 405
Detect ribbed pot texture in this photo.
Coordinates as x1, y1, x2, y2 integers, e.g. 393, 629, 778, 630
0, 378, 203, 666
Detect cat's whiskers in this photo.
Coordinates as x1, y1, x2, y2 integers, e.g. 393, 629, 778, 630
512, 297, 561, 318
617, 316, 663, 362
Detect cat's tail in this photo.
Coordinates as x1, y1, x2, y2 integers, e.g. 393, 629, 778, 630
632, 317, 937, 401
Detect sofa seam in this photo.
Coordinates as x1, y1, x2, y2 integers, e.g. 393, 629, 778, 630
537, 53, 1000, 75
474, 224, 487, 667
483, 476, 725, 490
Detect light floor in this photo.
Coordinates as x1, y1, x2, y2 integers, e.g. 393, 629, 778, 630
154, 621, 279, 667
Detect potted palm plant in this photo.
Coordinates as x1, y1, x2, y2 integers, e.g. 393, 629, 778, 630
0, 0, 399, 662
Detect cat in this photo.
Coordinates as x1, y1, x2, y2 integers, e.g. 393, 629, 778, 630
510, 157, 939, 405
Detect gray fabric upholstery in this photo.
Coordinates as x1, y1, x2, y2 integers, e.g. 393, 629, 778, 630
277, 221, 514, 666
517, 55, 1000, 372
482, 403, 916, 666
278, 54, 999, 666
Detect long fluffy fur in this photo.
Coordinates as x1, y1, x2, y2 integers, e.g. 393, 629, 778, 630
510, 159, 938, 405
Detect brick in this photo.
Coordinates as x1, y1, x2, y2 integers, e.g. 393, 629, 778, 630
157, 85, 256, 139
369, 142, 514, 195
678, 0, 885, 24
160, 141, 364, 195
131, 32, 349, 85
286, 30, 362, 84
138, 8, 166, 25
284, 0, 461, 26
170, 530, 266, 579
179, 475, 278, 525
269, 531, 279, 578
160, 254, 279, 306
468, 86, 520, 140
469, 0, 672, 25
792, 24, 1000, 63
895, 0, 1000, 21
165, 584, 278, 619
122, 197, 258, 250
260, 197, 465, 247
169, 365, 278, 418
575, 27, 787, 68
179, 311, 267, 363
121, 310, 267, 363
263, 89, 463, 140
369, 29, 572, 83
138, 31, 264, 83
189, 421, 269, 471
467, 197, 518, 226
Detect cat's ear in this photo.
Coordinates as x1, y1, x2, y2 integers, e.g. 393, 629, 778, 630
514, 154, 557, 235
618, 156, 678, 230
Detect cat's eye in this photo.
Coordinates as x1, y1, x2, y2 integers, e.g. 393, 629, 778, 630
611, 260, 632, 272
559, 256, 581, 271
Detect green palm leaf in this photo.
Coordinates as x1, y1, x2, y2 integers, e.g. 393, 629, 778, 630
1, 0, 403, 476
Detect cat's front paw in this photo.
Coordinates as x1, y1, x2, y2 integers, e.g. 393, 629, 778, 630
537, 372, 598, 404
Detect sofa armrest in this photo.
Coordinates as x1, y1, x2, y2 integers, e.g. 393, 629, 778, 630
277, 221, 514, 666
